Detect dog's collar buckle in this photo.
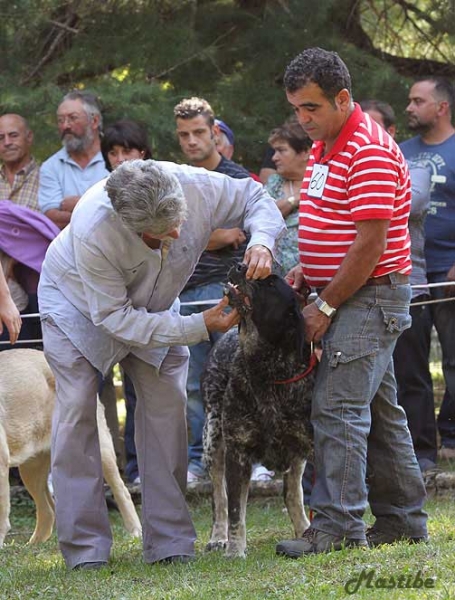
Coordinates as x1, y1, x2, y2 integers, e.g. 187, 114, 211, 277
273, 352, 318, 385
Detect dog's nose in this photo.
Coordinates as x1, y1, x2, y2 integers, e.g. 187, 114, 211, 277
236, 263, 247, 273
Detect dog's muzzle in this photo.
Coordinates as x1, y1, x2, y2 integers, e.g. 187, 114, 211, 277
224, 263, 252, 313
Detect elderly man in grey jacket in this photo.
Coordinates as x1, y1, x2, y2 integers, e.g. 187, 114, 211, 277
38, 159, 285, 570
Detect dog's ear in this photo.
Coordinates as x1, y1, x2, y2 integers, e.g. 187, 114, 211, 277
251, 278, 306, 353
285, 301, 307, 361
294, 284, 311, 308
295, 310, 307, 362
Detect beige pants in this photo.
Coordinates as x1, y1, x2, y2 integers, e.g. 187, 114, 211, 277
42, 318, 195, 568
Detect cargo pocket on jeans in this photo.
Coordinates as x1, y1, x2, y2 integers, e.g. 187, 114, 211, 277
380, 308, 412, 334
326, 337, 379, 402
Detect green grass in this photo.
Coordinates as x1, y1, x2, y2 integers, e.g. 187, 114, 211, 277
2, 495, 455, 599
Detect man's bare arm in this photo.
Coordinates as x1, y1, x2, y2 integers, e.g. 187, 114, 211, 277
206, 228, 246, 251
303, 219, 390, 343
45, 196, 80, 229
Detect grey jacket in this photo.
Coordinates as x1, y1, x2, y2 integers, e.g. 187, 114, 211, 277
38, 161, 285, 374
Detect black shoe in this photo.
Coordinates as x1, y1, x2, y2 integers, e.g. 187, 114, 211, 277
157, 555, 194, 564
276, 527, 368, 558
366, 526, 428, 547
72, 561, 108, 571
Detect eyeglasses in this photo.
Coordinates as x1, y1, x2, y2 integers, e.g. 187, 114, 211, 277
56, 114, 84, 126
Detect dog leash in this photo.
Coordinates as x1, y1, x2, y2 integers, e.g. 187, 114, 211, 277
273, 285, 316, 387
273, 347, 318, 385
272, 340, 318, 522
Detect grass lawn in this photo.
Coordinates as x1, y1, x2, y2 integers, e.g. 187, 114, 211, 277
2, 494, 455, 600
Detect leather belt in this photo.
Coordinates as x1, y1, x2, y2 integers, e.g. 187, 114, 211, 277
365, 273, 409, 286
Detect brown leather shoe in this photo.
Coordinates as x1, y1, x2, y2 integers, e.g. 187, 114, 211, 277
276, 527, 368, 558
157, 555, 194, 565
72, 561, 108, 571
366, 526, 428, 547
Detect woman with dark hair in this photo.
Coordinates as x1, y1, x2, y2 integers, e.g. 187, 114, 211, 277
102, 119, 152, 171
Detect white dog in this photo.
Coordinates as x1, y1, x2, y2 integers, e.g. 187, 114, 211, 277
0, 348, 142, 547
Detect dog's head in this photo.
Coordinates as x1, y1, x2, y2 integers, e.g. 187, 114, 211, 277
225, 263, 307, 359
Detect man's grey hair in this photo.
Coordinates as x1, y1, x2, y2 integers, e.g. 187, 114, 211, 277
61, 90, 103, 131
105, 160, 188, 235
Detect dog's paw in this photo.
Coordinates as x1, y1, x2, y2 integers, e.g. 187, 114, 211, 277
129, 526, 142, 538
205, 540, 227, 552
0, 518, 11, 548
225, 545, 246, 559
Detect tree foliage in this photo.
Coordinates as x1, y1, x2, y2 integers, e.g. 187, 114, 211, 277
1, 0, 454, 168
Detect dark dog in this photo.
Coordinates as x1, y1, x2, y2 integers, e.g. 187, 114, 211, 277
202, 263, 316, 557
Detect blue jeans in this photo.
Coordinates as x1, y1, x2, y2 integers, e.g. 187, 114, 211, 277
427, 272, 455, 448
180, 282, 224, 476
311, 281, 427, 539
123, 372, 139, 483
393, 297, 437, 466
99, 369, 138, 483
0, 293, 42, 350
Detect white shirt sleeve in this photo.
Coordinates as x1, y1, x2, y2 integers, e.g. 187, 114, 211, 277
73, 234, 209, 348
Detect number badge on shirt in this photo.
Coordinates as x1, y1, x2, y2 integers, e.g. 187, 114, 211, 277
308, 163, 329, 198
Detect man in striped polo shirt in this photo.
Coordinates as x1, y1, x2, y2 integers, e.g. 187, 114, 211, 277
276, 48, 428, 557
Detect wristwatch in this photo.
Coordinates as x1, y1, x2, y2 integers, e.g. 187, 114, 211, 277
314, 295, 337, 318
286, 195, 299, 208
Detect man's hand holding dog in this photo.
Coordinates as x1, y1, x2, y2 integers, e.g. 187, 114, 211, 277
302, 302, 331, 343
285, 264, 311, 305
243, 244, 273, 279
204, 244, 273, 333
203, 296, 240, 333
285, 264, 331, 342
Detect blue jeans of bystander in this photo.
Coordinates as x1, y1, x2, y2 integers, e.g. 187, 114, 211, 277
428, 272, 455, 448
393, 297, 437, 468
180, 282, 224, 477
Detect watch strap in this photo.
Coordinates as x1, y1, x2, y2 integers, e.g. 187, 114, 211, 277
314, 295, 337, 318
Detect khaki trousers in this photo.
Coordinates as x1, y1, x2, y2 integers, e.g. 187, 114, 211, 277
42, 318, 195, 568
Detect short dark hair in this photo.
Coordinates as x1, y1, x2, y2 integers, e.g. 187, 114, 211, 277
415, 76, 454, 113
284, 47, 351, 100
268, 116, 312, 154
102, 120, 153, 171
359, 99, 396, 130
173, 97, 215, 126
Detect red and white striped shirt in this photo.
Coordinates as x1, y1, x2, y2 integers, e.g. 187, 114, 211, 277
298, 104, 411, 288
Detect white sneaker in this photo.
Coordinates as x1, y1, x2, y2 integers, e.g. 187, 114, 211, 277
132, 476, 141, 485
187, 470, 204, 484
251, 464, 275, 482
47, 472, 54, 496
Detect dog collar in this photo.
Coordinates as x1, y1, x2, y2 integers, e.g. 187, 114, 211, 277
273, 352, 318, 385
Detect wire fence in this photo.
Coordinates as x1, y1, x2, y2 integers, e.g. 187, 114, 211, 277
1, 281, 454, 348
